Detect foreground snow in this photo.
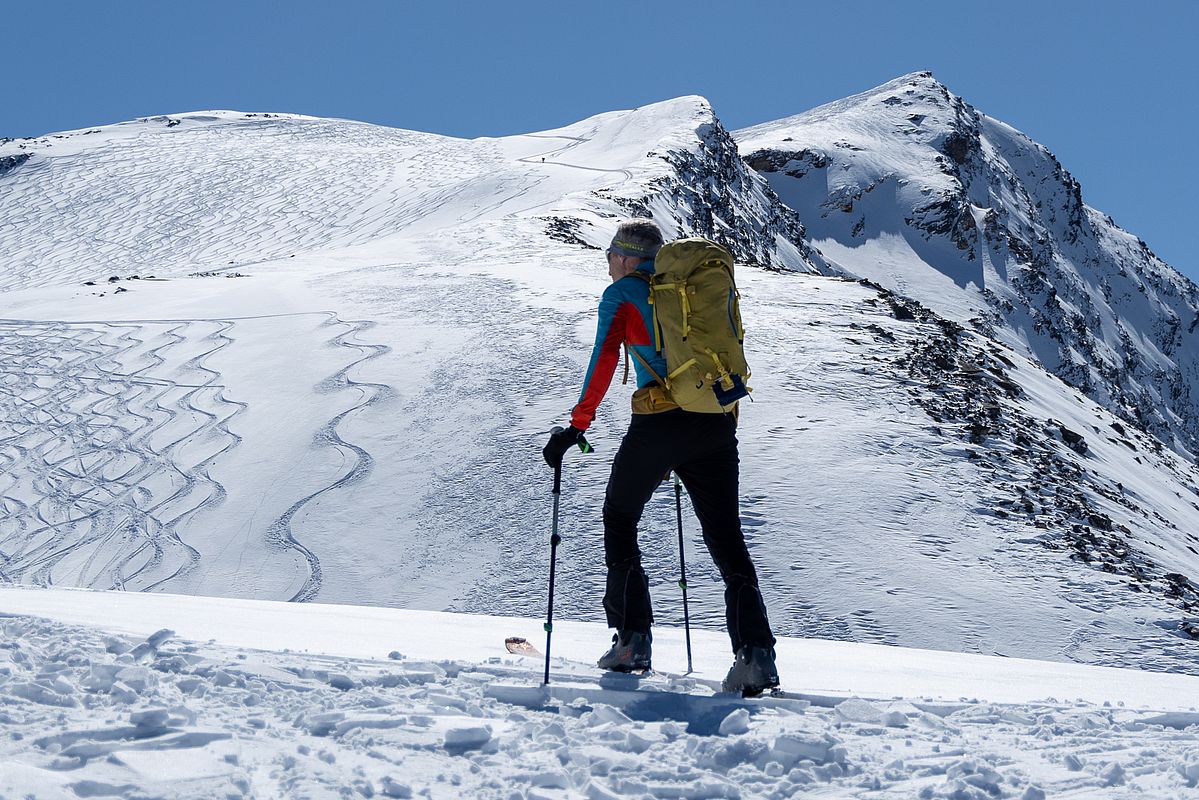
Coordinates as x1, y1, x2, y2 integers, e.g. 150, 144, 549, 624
3, 587, 1199, 799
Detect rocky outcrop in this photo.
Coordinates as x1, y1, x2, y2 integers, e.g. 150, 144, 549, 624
646, 116, 828, 271
0, 153, 30, 177
861, 277, 1199, 631
581, 101, 833, 274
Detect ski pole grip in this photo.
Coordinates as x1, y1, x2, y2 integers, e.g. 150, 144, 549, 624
550, 425, 594, 456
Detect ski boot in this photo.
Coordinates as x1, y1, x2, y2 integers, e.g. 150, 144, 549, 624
722, 645, 780, 696
597, 630, 652, 672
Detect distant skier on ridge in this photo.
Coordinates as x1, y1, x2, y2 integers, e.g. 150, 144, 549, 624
542, 218, 780, 695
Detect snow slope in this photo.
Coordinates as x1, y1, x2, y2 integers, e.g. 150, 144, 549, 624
4, 586, 1199, 799
0, 101, 822, 286
3, 91, 1199, 681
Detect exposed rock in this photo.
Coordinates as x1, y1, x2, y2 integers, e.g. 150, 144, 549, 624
0, 153, 31, 177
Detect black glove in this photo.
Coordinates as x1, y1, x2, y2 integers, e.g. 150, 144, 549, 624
543, 425, 586, 469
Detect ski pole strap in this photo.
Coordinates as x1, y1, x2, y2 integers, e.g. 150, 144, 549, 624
678, 579, 688, 590
576, 435, 593, 454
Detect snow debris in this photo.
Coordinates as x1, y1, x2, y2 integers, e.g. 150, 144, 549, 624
3, 596, 1199, 797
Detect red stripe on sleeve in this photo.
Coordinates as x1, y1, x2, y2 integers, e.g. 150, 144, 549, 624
570, 303, 630, 431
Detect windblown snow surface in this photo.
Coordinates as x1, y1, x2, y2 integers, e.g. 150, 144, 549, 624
3, 92, 1199, 797
3, 587, 1199, 799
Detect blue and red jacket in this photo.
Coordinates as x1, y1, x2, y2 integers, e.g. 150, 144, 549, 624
571, 262, 668, 431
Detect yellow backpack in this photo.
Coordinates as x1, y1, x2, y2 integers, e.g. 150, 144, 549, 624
631, 238, 751, 414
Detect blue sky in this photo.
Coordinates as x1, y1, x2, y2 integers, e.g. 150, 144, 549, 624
5, 0, 1195, 278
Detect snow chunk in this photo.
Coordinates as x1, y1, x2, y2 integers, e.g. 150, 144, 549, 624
770, 733, 844, 766
298, 710, 346, 736
1178, 756, 1199, 787
444, 725, 491, 751
114, 666, 155, 693
485, 683, 549, 709
381, 776, 413, 798
588, 705, 633, 727
80, 665, 121, 692
946, 758, 1004, 794
1099, 761, 1126, 786
129, 708, 171, 729
1137, 711, 1199, 729
718, 708, 750, 736
835, 698, 884, 724
616, 730, 655, 754
8, 681, 77, 708
325, 672, 355, 691
103, 637, 131, 656
129, 628, 174, 661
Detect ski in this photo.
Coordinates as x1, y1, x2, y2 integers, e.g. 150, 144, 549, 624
503, 635, 799, 702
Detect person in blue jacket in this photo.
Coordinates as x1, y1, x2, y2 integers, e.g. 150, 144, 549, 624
543, 219, 778, 696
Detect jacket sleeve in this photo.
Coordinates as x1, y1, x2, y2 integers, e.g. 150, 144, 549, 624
570, 288, 631, 431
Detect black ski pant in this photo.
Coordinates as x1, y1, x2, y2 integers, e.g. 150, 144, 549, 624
602, 409, 775, 653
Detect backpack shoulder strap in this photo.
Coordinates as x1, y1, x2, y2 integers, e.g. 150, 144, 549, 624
623, 270, 669, 387
626, 345, 668, 389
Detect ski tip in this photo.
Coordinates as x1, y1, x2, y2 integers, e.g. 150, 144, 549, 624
505, 636, 542, 657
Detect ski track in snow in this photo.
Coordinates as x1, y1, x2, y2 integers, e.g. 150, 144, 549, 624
0, 116, 632, 291
0, 318, 239, 591
516, 133, 635, 182
2, 612, 1199, 800
0, 312, 390, 600
264, 315, 394, 602
0, 118, 495, 288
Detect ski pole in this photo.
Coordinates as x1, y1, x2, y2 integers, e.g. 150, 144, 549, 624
674, 472, 693, 673
543, 426, 591, 685
544, 460, 562, 685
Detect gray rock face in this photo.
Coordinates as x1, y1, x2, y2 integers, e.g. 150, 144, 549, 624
646, 114, 830, 272
0, 152, 31, 177
735, 72, 1199, 457
578, 99, 833, 274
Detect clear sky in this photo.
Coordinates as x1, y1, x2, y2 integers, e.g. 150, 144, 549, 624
5, 0, 1195, 279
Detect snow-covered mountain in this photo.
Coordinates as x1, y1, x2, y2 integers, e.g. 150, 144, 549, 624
736, 71, 1199, 460
3, 84, 1199, 681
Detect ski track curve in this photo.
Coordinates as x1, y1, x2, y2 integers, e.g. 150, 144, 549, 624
0, 311, 394, 602
0, 319, 236, 590
263, 314, 394, 602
